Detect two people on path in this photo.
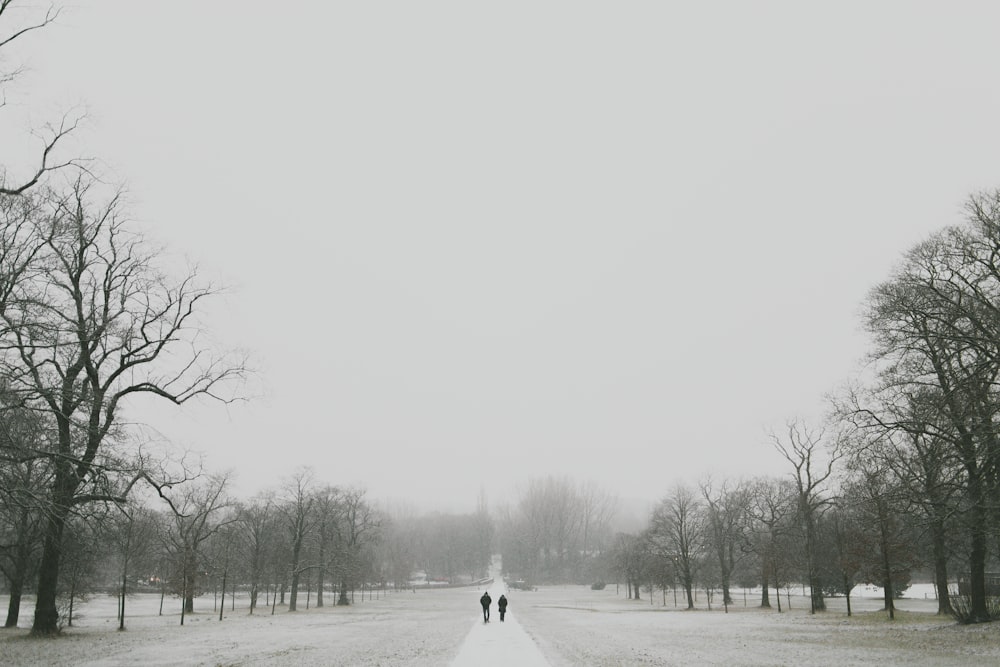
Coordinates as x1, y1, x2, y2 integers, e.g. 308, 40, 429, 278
479, 591, 509, 623
480, 591, 491, 622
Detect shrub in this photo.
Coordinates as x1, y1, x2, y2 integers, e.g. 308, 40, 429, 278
948, 595, 1000, 624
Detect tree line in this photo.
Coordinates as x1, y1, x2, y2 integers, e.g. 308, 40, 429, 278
604, 191, 1000, 624
3, 462, 504, 632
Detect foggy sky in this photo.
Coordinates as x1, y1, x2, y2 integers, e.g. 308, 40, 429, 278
7, 1, 1000, 512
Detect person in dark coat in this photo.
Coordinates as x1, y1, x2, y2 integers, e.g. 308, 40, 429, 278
498, 594, 508, 621
480, 591, 492, 622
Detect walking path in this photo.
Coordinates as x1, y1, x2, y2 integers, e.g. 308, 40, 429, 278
450, 561, 550, 666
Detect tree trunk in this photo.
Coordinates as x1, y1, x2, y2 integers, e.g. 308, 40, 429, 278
968, 515, 989, 621
759, 569, 771, 608
843, 572, 853, 617
684, 575, 695, 610
803, 511, 825, 613
183, 549, 196, 614
880, 528, 895, 619
338, 579, 350, 605
931, 520, 952, 615
718, 542, 733, 605
316, 542, 326, 608
966, 469, 990, 622
289, 568, 300, 612
67, 581, 75, 627
4, 577, 24, 628
31, 504, 70, 635
119, 568, 127, 630
219, 568, 227, 622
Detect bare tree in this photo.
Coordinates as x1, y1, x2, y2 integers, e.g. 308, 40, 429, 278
311, 484, 341, 607
57, 515, 101, 629
579, 480, 618, 561
379, 509, 417, 591
771, 421, 843, 614
648, 484, 704, 609
843, 391, 960, 616
610, 532, 647, 600
840, 464, 916, 620
332, 488, 380, 605
160, 474, 235, 624
745, 476, 796, 610
277, 467, 317, 612
859, 206, 1000, 622
474, 488, 494, 579
105, 501, 159, 630
825, 502, 864, 617
0, 180, 245, 634
236, 493, 274, 615
699, 477, 748, 607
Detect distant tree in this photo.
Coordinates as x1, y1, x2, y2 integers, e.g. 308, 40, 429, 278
771, 421, 843, 613
204, 519, 239, 621
843, 387, 962, 616
332, 489, 380, 605
497, 477, 616, 584
608, 532, 645, 600
842, 458, 918, 619
745, 477, 796, 610
105, 502, 159, 630
648, 484, 704, 609
380, 513, 417, 591
161, 474, 235, 622
579, 481, 618, 564
700, 477, 749, 607
277, 468, 317, 612
824, 504, 864, 616
236, 493, 274, 614
474, 488, 495, 577
310, 485, 341, 607
58, 516, 101, 629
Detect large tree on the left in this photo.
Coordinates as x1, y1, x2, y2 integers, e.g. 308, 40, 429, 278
1, 179, 245, 635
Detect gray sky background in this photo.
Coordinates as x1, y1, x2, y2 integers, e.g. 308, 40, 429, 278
7, 1, 1000, 513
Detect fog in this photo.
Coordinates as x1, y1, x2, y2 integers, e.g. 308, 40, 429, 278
8, 1, 1000, 511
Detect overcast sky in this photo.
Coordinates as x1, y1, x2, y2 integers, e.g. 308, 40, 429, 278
7, 1, 1000, 513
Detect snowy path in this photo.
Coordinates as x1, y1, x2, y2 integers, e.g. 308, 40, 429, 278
450, 563, 550, 666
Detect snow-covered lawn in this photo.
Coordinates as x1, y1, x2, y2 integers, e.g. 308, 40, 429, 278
1, 584, 997, 666
515, 585, 999, 666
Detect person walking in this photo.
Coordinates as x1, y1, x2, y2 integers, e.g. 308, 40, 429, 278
480, 591, 492, 623
498, 594, 508, 622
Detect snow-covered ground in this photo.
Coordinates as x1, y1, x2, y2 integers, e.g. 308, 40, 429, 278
1, 582, 997, 666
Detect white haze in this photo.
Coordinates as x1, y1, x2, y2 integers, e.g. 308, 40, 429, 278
7, 1, 1000, 511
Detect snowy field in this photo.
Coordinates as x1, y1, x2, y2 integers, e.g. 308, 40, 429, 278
1, 584, 998, 666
